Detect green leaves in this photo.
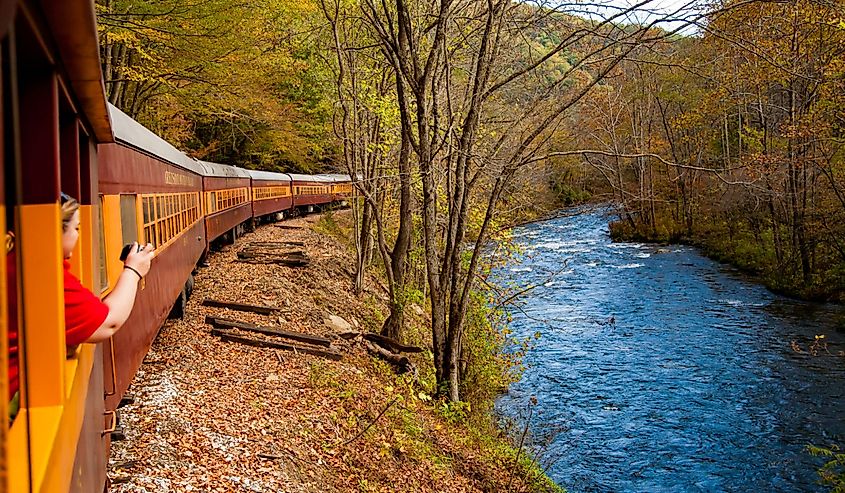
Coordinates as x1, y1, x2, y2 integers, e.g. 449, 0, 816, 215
807, 444, 845, 492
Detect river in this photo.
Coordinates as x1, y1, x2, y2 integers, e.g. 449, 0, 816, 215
494, 207, 845, 493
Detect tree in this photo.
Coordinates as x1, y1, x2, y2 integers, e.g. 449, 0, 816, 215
354, 0, 688, 400
319, 0, 413, 340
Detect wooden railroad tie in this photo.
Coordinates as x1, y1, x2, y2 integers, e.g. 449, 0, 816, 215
202, 299, 286, 315
205, 316, 332, 347
212, 328, 342, 361
246, 241, 306, 248
274, 224, 303, 230
337, 331, 423, 354
236, 249, 309, 266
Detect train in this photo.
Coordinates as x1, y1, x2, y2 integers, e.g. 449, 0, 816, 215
0, 2, 352, 492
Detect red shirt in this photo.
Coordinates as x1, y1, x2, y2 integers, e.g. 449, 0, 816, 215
7, 257, 109, 399
62, 260, 109, 346
7, 252, 17, 401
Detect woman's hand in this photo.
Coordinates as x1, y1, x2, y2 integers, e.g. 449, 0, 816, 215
124, 242, 155, 277
89, 242, 156, 342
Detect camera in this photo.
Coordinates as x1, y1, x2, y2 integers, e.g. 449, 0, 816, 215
119, 243, 142, 261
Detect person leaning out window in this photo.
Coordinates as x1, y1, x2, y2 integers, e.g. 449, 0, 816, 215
6, 193, 154, 420
61, 192, 154, 344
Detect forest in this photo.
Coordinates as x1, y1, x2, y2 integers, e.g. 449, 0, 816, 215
96, 0, 844, 489
97, 0, 844, 397
560, 2, 845, 302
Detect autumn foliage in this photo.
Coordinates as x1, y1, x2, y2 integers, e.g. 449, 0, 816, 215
557, 0, 845, 301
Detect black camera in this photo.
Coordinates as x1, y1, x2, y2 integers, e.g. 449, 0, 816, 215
119, 243, 141, 261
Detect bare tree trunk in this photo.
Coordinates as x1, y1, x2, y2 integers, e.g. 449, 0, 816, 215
381, 125, 413, 340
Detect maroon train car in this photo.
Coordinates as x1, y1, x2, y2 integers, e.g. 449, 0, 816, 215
99, 104, 206, 410
247, 169, 293, 221
289, 173, 334, 211
320, 174, 354, 203
197, 160, 252, 245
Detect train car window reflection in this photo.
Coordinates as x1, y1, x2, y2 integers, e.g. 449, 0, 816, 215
142, 197, 151, 224
119, 195, 138, 245
98, 197, 109, 293
140, 192, 200, 251
254, 186, 289, 200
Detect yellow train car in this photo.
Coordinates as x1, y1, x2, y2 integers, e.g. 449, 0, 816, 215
1, 1, 115, 492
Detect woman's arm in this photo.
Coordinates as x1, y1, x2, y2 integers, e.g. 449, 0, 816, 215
84, 243, 154, 343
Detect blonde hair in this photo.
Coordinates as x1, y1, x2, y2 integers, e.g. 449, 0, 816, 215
61, 195, 80, 232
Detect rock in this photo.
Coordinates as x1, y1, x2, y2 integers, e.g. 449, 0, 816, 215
325, 315, 352, 332
265, 374, 279, 382
410, 303, 425, 317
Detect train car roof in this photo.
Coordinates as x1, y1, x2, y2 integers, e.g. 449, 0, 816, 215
316, 173, 352, 182
287, 173, 335, 183
196, 160, 252, 179
41, 2, 113, 143
108, 104, 205, 175
246, 169, 291, 181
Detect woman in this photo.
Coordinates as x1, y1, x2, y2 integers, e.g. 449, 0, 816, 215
60, 193, 155, 344
7, 193, 154, 416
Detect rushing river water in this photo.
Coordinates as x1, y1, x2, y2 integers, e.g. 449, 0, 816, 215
494, 207, 845, 493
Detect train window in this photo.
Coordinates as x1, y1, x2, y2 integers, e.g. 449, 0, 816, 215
142, 197, 151, 224
139, 192, 198, 251
154, 218, 161, 249
98, 197, 108, 293
256, 186, 290, 200
142, 196, 156, 249
119, 195, 138, 246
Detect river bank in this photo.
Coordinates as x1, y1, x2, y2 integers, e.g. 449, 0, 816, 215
108, 209, 561, 493
607, 212, 845, 305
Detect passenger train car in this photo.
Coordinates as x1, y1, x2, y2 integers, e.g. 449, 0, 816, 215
0, 2, 351, 491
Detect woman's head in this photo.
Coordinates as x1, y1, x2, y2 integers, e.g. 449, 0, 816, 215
61, 192, 80, 259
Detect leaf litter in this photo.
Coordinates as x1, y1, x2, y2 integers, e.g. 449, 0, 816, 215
109, 211, 554, 493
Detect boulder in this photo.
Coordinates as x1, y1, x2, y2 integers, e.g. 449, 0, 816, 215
325, 314, 352, 332
410, 303, 425, 317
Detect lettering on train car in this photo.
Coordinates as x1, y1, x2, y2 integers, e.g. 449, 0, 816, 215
164, 171, 196, 186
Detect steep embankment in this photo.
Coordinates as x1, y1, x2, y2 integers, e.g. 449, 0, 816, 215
109, 210, 561, 493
